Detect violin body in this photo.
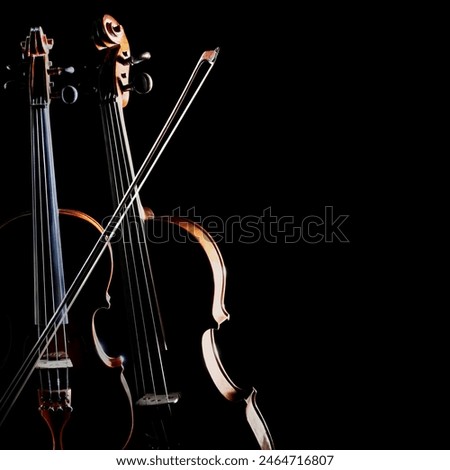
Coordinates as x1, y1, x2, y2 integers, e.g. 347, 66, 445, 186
103, 219, 261, 449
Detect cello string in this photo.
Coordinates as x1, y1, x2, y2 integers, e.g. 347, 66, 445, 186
34, 103, 70, 399
0, 49, 218, 426
44, 100, 71, 395
31, 104, 45, 393
41, 105, 59, 398
37, 106, 54, 396
40, 106, 55, 396
42, 101, 71, 398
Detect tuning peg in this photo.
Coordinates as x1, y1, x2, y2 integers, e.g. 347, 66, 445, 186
51, 85, 78, 104
61, 85, 78, 104
123, 72, 153, 95
128, 51, 151, 66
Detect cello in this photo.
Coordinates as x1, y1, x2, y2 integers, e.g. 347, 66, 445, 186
91, 14, 274, 449
0, 25, 133, 449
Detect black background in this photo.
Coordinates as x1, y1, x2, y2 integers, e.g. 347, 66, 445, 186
0, 1, 443, 451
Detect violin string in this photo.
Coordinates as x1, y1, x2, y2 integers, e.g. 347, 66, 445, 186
113, 117, 153, 398
110, 102, 173, 445
111, 103, 167, 398
101, 104, 142, 394
116, 101, 172, 404
103, 101, 170, 403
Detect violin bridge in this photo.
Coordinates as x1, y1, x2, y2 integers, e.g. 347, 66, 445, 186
136, 392, 181, 407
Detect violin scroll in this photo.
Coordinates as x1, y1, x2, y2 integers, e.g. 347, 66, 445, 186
92, 14, 152, 107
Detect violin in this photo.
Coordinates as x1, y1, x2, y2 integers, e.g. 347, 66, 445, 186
0, 25, 133, 450
91, 14, 274, 450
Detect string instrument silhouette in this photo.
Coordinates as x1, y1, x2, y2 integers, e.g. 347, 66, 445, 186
0, 25, 133, 450
91, 14, 274, 449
